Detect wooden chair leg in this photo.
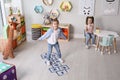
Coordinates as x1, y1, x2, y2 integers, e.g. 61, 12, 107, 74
98, 45, 101, 51
96, 37, 100, 51
113, 38, 117, 53
84, 38, 86, 43
108, 46, 111, 54
106, 46, 108, 52
101, 46, 104, 55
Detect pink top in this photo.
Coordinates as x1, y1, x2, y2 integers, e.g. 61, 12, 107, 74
86, 24, 94, 33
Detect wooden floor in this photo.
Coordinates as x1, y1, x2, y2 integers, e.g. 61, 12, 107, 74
0, 39, 120, 80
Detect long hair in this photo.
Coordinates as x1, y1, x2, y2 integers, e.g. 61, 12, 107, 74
86, 16, 94, 25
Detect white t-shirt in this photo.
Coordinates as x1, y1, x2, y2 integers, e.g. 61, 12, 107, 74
47, 30, 59, 44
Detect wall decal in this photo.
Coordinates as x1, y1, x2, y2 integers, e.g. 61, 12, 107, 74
60, 1, 72, 12
34, 5, 43, 14
50, 9, 60, 19
102, 0, 119, 15
43, 12, 51, 25
79, 0, 95, 16
42, 0, 54, 6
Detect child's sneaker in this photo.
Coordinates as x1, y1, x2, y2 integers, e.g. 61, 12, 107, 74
46, 60, 50, 66
92, 44, 96, 47
58, 58, 64, 63
85, 45, 89, 49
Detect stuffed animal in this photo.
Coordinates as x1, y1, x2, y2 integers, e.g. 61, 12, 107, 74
0, 22, 18, 60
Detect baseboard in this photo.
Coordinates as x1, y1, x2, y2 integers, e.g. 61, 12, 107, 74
70, 33, 84, 39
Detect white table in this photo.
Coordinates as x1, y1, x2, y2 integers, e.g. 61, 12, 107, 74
94, 30, 119, 53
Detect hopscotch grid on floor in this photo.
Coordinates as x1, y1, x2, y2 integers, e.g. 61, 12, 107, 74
41, 52, 70, 76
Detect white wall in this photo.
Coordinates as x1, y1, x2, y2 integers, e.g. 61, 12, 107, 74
0, 0, 23, 25
22, 0, 120, 38
11, 0, 23, 14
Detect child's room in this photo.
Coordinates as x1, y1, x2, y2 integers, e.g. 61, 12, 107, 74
0, 0, 120, 80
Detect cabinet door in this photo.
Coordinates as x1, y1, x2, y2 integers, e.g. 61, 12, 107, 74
62, 28, 69, 39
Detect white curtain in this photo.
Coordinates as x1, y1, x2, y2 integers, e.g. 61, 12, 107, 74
0, 1, 3, 37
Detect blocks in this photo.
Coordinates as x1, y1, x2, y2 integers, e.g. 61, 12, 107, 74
0, 62, 17, 80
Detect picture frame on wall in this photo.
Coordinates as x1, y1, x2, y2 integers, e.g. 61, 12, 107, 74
102, 0, 119, 16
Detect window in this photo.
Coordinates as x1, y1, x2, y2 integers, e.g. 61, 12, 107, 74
0, 1, 4, 36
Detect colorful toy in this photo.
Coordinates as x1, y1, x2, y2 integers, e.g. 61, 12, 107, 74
9, 7, 13, 16
18, 9, 21, 16
2, 23, 17, 59
60, 1, 72, 12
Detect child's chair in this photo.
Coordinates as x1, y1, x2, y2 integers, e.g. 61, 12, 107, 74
99, 35, 114, 55
84, 30, 92, 44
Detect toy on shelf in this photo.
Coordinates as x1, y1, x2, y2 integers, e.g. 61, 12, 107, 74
96, 27, 100, 34
34, 5, 44, 14
60, 1, 72, 12
18, 9, 21, 16
9, 7, 13, 16
2, 22, 17, 60
42, 0, 54, 6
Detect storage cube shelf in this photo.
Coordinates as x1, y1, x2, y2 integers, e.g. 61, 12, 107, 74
41, 24, 70, 41
8, 14, 26, 49
31, 24, 42, 40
